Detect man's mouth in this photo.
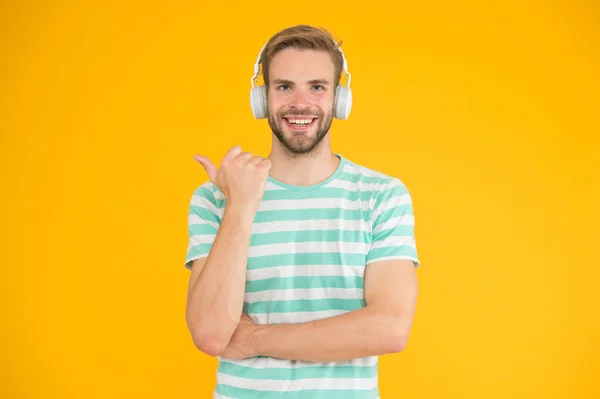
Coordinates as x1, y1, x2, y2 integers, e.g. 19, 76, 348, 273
283, 117, 318, 130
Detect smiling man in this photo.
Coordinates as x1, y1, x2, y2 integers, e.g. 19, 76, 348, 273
184, 24, 421, 398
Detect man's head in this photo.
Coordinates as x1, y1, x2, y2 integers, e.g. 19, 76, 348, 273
259, 25, 345, 156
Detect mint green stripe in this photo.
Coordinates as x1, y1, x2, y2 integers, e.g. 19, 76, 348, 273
186, 243, 212, 258
193, 185, 215, 199
247, 253, 366, 269
374, 204, 412, 226
262, 189, 376, 202
244, 298, 365, 314
216, 385, 379, 399
245, 276, 364, 293
189, 224, 218, 235
218, 362, 378, 380
254, 208, 368, 223
189, 206, 220, 223
208, 188, 386, 209
185, 246, 208, 266
367, 246, 417, 262
250, 229, 369, 246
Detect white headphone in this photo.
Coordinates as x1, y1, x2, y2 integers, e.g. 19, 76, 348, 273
249, 40, 353, 120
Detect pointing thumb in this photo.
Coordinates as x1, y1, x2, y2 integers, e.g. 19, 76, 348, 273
193, 155, 218, 183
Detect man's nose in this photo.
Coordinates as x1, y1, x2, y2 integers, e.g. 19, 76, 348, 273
289, 88, 310, 108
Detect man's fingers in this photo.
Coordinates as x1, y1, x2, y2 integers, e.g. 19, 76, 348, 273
223, 145, 243, 163
237, 152, 254, 164
259, 158, 272, 171
193, 155, 218, 182
248, 156, 263, 166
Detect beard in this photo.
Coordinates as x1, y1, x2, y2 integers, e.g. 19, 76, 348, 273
268, 106, 333, 157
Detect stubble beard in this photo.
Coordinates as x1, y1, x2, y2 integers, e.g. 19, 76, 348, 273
268, 107, 333, 158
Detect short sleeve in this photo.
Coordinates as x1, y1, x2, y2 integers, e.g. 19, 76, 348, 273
184, 182, 222, 270
366, 179, 420, 268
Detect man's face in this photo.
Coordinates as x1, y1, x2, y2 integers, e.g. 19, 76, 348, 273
266, 48, 336, 156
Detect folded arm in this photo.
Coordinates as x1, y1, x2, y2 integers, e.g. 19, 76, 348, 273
244, 259, 419, 362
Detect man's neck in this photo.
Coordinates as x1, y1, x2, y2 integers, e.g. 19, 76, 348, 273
266, 142, 340, 187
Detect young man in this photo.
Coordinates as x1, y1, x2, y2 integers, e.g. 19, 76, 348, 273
184, 24, 420, 398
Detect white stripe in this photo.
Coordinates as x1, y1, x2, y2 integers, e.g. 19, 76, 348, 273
246, 265, 365, 281
188, 214, 220, 229
370, 235, 416, 250
210, 181, 285, 201
324, 179, 390, 192
245, 287, 364, 303
266, 181, 287, 190
253, 309, 350, 324
191, 194, 221, 213
248, 241, 368, 258
252, 218, 369, 234
379, 193, 412, 209
366, 255, 419, 266
372, 193, 411, 222
341, 163, 389, 179
213, 392, 236, 399
375, 215, 414, 232
219, 355, 378, 369
188, 234, 215, 245
217, 372, 378, 391
258, 197, 370, 211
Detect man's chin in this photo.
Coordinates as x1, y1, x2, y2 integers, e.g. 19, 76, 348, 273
283, 128, 315, 138
269, 115, 330, 155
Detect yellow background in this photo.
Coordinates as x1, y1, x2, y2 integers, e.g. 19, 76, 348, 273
2, 1, 599, 398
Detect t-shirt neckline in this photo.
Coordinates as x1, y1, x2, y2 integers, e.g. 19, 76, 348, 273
267, 154, 346, 191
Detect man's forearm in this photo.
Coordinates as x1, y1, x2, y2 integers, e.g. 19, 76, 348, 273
187, 205, 254, 356
250, 305, 409, 363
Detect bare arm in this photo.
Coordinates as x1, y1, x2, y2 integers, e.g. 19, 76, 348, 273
185, 146, 271, 357
185, 205, 255, 357
223, 259, 419, 362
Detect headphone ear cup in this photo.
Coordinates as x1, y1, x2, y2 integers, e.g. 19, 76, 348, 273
250, 86, 268, 119
334, 85, 352, 120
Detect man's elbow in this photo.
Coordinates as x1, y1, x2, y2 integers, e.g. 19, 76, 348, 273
387, 332, 409, 353
191, 330, 229, 357
384, 323, 410, 353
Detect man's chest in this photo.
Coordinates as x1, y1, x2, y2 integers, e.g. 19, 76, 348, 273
243, 217, 372, 324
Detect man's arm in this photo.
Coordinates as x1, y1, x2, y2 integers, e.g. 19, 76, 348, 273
186, 205, 255, 357
246, 259, 418, 362
185, 146, 271, 357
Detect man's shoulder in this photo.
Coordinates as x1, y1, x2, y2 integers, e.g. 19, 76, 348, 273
189, 181, 225, 206
338, 155, 407, 190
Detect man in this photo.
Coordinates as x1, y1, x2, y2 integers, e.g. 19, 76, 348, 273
184, 24, 420, 398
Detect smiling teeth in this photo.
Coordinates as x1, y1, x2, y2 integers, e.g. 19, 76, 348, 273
288, 119, 312, 125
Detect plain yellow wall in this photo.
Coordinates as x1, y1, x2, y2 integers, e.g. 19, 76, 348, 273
2, 1, 599, 398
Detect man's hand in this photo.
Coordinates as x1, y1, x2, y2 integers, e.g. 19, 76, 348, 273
218, 313, 264, 359
194, 146, 271, 213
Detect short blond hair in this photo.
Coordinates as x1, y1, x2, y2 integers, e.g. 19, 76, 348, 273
259, 25, 344, 88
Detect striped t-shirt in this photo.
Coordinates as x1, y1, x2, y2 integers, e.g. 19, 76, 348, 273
184, 154, 420, 399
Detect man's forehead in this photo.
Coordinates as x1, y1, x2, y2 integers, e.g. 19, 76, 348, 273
269, 49, 335, 81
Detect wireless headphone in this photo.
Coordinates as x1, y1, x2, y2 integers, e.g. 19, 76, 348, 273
249, 40, 353, 120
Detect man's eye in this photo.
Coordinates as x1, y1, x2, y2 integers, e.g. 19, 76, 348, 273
312, 85, 323, 90
278, 85, 290, 91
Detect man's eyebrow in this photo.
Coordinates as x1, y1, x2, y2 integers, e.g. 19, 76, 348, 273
272, 79, 294, 85
271, 79, 331, 85
307, 79, 330, 85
